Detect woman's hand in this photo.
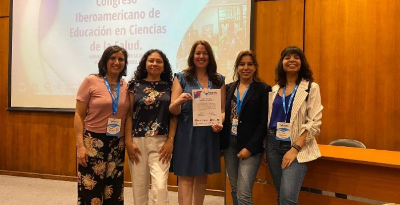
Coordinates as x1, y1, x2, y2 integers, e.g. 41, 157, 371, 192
77, 146, 88, 167
126, 142, 141, 164
159, 138, 174, 164
176, 93, 192, 104
281, 148, 298, 169
212, 123, 223, 133
237, 148, 251, 160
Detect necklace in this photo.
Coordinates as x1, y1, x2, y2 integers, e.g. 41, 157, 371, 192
110, 84, 117, 99
195, 76, 210, 89
199, 80, 205, 87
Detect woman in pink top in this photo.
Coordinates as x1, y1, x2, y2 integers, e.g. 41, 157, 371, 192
74, 45, 130, 205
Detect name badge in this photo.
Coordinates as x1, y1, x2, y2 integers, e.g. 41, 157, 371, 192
276, 122, 291, 141
107, 118, 121, 137
231, 118, 238, 135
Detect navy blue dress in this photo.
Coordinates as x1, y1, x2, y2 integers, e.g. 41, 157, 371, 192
172, 72, 225, 176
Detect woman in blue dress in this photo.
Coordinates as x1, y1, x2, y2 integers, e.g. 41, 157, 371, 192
169, 40, 226, 205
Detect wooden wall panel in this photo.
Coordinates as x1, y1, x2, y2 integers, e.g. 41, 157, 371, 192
3, 112, 76, 176
254, 0, 304, 86
305, 0, 400, 151
304, 160, 400, 203
0, 0, 9, 17
0, 16, 9, 171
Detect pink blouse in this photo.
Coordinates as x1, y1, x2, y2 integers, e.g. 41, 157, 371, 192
77, 75, 130, 135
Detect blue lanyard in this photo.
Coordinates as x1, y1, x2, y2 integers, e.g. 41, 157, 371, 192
236, 82, 252, 116
104, 77, 120, 116
194, 77, 211, 89
282, 85, 298, 122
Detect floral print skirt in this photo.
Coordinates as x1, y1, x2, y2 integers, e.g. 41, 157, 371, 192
77, 131, 125, 205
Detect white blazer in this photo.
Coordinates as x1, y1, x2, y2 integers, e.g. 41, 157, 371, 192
268, 80, 323, 163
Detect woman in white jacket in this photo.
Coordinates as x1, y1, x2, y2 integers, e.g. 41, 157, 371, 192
263, 46, 323, 205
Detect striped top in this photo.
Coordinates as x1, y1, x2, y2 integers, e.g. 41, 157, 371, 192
268, 79, 323, 163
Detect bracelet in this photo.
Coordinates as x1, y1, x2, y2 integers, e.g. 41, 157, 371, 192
292, 143, 302, 152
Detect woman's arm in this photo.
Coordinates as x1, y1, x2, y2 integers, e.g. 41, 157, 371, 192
167, 114, 178, 143
74, 100, 88, 167
169, 76, 192, 115
124, 92, 134, 143
220, 83, 226, 123
212, 83, 226, 132
125, 92, 141, 164
302, 83, 323, 142
159, 114, 177, 164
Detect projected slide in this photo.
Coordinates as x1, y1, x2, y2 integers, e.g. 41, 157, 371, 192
10, 0, 252, 110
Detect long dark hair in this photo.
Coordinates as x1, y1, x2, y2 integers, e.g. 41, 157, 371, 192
232, 50, 262, 82
275, 46, 313, 87
133, 49, 173, 82
97, 45, 128, 80
183, 40, 223, 87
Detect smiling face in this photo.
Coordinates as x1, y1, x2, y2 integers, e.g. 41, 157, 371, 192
193, 44, 209, 70
238, 55, 256, 81
106, 51, 126, 77
282, 53, 301, 74
145, 52, 164, 79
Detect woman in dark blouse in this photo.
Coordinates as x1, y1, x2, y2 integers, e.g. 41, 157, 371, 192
125, 49, 177, 205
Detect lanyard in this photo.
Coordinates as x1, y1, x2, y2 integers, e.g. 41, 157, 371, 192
194, 77, 211, 89
236, 82, 252, 116
104, 77, 120, 116
282, 85, 298, 122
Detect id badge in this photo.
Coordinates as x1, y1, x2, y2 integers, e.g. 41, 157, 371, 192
231, 118, 238, 136
107, 118, 121, 137
276, 122, 291, 141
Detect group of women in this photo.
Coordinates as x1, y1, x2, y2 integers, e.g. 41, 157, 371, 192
74, 40, 323, 205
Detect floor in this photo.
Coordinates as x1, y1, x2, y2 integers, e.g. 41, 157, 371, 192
0, 175, 224, 205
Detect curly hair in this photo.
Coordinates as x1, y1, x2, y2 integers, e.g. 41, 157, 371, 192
183, 40, 223, 87
275, 46, 313, 87
232, 50, 262, 82
132, 49, 173, 82
98, 45, 128, 80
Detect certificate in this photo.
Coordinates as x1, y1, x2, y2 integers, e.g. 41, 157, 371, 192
192, 89, 221, 126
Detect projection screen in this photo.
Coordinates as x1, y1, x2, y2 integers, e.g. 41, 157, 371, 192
9, 0, 254, 111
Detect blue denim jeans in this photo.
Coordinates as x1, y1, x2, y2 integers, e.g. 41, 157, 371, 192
266, 133, 308, 205
224, 136, 262, 205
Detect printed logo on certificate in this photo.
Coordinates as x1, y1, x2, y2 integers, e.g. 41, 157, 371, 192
192, 89, 221, 126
